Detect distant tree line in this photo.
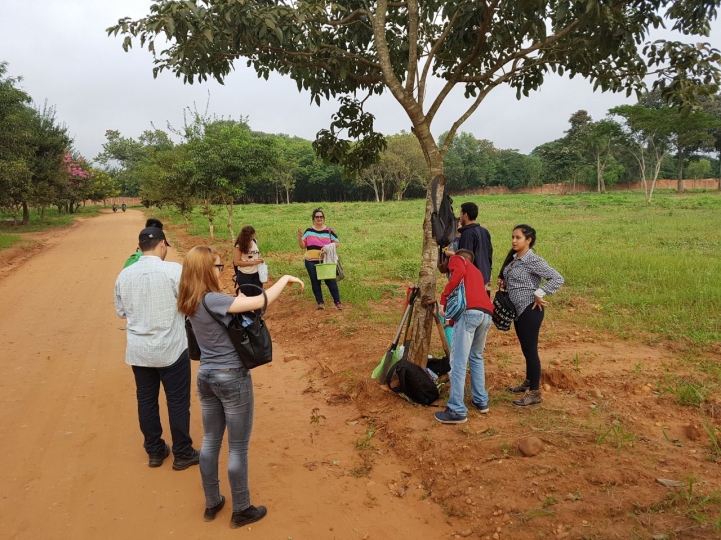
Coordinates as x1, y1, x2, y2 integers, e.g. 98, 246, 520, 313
101, 89, 721, 219
0, 62, 117, 224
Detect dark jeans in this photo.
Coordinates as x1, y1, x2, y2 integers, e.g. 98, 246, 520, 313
131, 350, 193, 457
513, 304, 545, 391
304, 258, 340, 305
234, 271, 263, 296
197, 368, 254, 513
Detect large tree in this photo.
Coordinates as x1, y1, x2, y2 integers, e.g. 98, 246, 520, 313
111, 0, 721, 364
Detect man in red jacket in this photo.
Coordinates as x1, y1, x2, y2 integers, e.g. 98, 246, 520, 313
436, 249, 494, 424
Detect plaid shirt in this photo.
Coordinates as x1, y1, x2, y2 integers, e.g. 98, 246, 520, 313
502, 249, 564, 317
115, 256, 187, 367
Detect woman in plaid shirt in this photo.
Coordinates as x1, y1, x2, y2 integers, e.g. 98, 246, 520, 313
498, 224, 564, 407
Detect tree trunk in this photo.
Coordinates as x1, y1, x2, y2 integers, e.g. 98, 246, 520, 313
203, 199, 215, 239
21, 202, 30, 225
41, 206, 46, 221
407, 162, 444, 367
677, 150, 684, 193
372, 183, 379, 202
286, 187, 290, 204
226, 202, 235, 242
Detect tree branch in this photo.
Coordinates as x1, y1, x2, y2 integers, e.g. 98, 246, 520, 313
418, 7, 461, 108
426, 0, 499, 124
405, 0, 420, 95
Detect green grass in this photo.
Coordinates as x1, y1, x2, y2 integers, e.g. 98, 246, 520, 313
152, 190, 721, 346
0, 205, 102, 235
0, 233, 22, 250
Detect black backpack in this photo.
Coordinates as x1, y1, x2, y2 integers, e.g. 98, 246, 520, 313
430, 175, 458, 247
386, 359, 440, 406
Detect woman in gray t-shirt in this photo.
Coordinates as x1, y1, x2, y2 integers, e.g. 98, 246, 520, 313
177, 246, 303, 528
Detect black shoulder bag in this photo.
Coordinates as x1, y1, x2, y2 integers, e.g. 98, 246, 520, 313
202, 285, 273, 369
492, 289, 516, 331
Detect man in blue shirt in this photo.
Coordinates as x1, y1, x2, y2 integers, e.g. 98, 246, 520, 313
457, 202, 493, 294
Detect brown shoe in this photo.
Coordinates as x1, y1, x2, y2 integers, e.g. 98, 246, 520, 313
513, 390, 542, 407
507, 379, 530, 394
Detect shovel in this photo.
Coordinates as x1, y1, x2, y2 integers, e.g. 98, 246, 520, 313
399, 286, 420, 363
378, 286, 419, 384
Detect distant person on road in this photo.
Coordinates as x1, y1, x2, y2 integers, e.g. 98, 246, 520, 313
233, 225, 263, 297
123, 219, 164, 268
177, 246, 303, 528
435, 249, 494, 424
297, 208, 343, 310
121, 202, 127, 212
112, 204, 117, 212
114, 226, 199, 470
499, 224, 564, 407
457, 202, 493, 293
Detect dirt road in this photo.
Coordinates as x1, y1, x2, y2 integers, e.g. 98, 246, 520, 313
0, 210, 451, 539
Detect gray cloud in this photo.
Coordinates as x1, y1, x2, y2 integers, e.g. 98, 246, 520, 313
2, 1, 719, 161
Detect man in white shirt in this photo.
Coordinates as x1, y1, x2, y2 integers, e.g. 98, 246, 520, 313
115, 227, 199, 470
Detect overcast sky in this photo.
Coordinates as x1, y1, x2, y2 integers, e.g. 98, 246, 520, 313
2, 1, 719, 162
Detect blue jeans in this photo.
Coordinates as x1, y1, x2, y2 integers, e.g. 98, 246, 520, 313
447, 310, 492, 416
304, 258, 341, 305
196, 368, 254, 512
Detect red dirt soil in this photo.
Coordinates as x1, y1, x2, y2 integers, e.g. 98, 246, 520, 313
1, 210, 719, 540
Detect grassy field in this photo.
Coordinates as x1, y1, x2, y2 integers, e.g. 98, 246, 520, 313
0, 206, 103, 250
152, 190, 721, 347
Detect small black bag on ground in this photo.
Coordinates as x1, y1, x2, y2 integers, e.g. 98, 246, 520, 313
426, 356, 451, 376
385, 359, 440, 406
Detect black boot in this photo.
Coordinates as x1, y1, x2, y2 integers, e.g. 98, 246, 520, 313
506, 379, 530, 394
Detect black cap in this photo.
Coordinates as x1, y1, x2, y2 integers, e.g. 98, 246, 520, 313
138, 227, 170, 247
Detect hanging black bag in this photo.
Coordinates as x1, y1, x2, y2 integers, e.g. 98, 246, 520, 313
430, 174, 458, 247
202, 285, 273, 369
385, 359, 440, 406
492, 289, 516, 331
185, 318, 201, 361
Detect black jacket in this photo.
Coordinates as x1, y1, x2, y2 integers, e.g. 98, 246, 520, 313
457, 223, 493, 283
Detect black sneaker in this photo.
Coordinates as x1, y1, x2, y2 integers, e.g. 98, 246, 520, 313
204, 495, 225, 522
506, 379, 530, 394
173, 449, 200, 471
472, 401, 489, 414
230, 505, 267, 529
148, 443, 170, 468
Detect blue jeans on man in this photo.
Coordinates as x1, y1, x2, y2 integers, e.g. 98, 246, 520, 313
436, 309, 492, 423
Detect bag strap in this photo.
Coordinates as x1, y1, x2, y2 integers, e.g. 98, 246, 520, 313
235, 284, 269, 316
202, 294, 229, 329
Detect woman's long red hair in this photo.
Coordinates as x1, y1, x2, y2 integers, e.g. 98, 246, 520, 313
177, 246, 221, 317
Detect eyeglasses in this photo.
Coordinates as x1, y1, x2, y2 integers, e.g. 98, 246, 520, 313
215, 264, 225, 272
314, 215, 324, 219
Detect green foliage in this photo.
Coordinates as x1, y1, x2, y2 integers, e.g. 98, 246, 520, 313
0, 232, 21, 250
596, 419, 636, 453
687, 159, 712, 179
660, 379, 707, 407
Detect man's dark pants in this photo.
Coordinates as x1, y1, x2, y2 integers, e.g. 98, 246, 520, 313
131, 350, 193, 457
